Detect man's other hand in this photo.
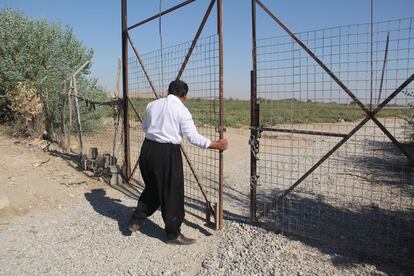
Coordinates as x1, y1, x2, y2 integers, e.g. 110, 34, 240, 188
209, 139, 228, 150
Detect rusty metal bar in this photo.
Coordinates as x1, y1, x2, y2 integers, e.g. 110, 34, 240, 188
370, 0, 374, 111
257, 127, 347, 138
127, 0, 197, 31
254, 0, 370, 115
377, 32, 390, 104
127, 97, 143, 123
127, 96, 143, 183
371, 74, 414, 163
373, 74, 414, 114
217, 0, 224, 230
127, 33, 160, 99
371, 117, 414, 163
121, 0, 131, 178
180, 146, 214, 215
250, 0, 258, 224
256, 116, 371, 221
176, 0, 216, 80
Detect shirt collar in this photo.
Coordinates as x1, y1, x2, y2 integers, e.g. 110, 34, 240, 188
167, 94, 184, 106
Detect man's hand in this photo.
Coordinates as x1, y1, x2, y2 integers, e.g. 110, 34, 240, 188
209, 139, 228, 150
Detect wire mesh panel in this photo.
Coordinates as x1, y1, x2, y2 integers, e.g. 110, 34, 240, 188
254, 17, 414, 262
128, 35, 221, 224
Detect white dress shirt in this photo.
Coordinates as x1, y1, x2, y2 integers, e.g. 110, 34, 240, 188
142, 94, 211, 149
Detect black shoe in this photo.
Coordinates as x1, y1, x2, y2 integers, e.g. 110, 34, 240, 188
128, 220, 140, 233
165, 234, 196, 245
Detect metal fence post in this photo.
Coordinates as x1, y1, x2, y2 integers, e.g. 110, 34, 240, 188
250, 0, 258, 224
217, 0, 224, 230
122, 0, 131, 178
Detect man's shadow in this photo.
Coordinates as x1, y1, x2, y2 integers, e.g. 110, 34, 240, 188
84, 188, 165, 240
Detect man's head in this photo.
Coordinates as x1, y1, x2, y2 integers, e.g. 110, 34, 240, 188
168, 80, 188, 100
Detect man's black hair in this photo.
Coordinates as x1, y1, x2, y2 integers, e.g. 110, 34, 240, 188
168, 80, 188, 97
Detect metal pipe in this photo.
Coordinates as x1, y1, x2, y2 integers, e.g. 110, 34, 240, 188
250, 0, 258, 224
127, 0, 197, 31
176, 0, 216, 80
377, 32, 390, 104
370, 0, 374, 111
122, 0, 131, 177
127, 97, 143, 183
258, 127, 348, 138
180, 145, 213, 213
217, 0, 224, 230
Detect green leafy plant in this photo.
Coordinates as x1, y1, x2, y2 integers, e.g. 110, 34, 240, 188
0, 8, 107, 135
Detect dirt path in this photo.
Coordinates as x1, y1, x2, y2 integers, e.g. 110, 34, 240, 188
0, 128, 411, 275
0, 133, 104, 220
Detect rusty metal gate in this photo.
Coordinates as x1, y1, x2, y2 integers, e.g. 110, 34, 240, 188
250, 0, 414, 264
121, 0, 224, 229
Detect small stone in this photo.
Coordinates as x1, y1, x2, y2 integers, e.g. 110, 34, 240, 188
0, 195, 10, 210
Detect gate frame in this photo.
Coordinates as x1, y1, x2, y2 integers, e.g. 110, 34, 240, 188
250, 0, 414, 265
121, 0, 225, 229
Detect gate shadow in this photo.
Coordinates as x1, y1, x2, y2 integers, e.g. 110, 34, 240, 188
347, 140, 414, 197
259, 193, 414, 273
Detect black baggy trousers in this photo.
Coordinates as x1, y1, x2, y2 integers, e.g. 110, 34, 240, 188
130, 139, 185, 238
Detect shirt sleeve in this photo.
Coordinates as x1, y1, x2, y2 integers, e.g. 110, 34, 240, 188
180, 108, 211, 149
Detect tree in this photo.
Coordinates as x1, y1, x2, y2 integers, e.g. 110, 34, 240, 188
0, 8, 104, 135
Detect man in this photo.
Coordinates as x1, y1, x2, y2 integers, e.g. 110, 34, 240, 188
128, 79, 228, 245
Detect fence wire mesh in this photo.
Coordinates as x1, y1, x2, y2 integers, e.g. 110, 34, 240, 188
128, 34, 220, 222
255, 17, 414, 261
57, 84, 125, 175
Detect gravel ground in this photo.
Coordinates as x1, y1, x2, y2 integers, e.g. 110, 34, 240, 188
0, 188, 218, 275
1, 127, 413, 275
198, 222, 394, 276
1, 185, 412, 275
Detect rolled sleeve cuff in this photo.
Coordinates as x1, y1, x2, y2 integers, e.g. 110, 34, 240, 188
204, 138, 211, 149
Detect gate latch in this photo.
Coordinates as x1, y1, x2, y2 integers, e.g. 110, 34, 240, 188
249, 133, 260, 160
250, 174, 259, 188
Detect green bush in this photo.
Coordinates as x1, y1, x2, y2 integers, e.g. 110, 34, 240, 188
0, 8, 107, 135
